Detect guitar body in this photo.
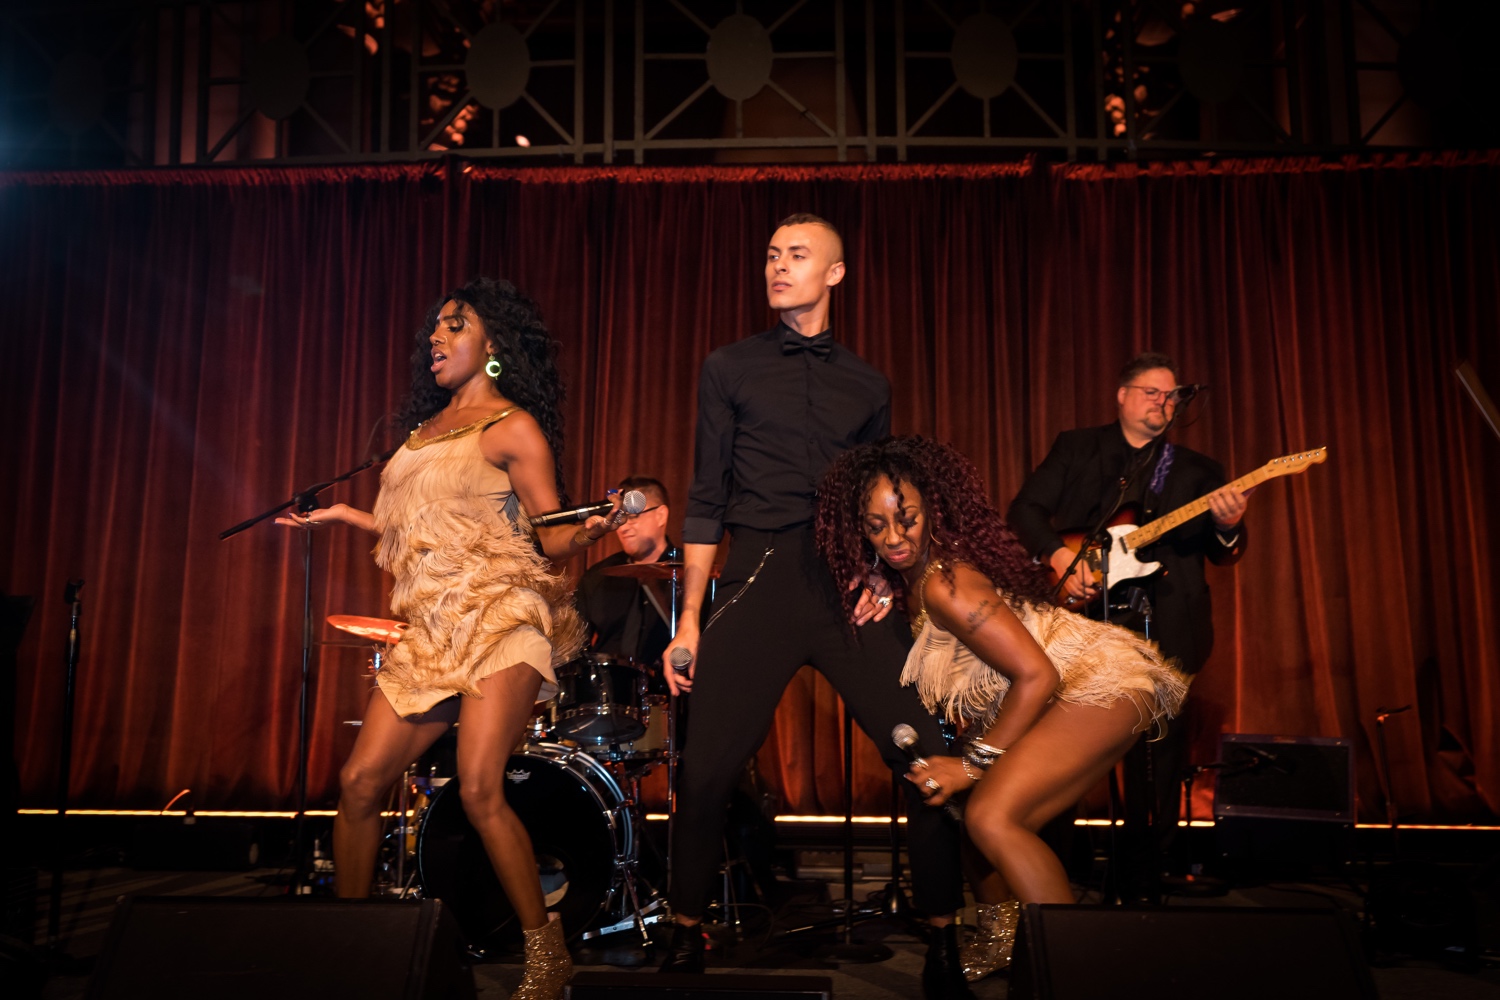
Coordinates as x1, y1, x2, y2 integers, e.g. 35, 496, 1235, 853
1046, 446, 1327, 614
1051, 508, 1163, 607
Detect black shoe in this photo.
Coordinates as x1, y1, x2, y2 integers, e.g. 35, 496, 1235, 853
922, 923, 977, 1000
657, 921, 706, 974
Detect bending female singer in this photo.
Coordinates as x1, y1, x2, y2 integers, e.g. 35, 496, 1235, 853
277, 277, 618, 1000
816, 437, 1187, 982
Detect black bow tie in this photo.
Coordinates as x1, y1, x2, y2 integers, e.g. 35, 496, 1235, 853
782, 329, 833, 360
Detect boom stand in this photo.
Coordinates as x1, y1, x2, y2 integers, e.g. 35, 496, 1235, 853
775, 703, 897, 963
218, 445, 395, 892
44, 580, 84, 953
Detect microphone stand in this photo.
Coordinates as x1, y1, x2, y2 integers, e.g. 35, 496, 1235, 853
45, 580, 84, 953
774, 702, 895, 963
219, 445, 397, 894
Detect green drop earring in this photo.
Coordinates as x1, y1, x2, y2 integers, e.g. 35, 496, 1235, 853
485, 353, 503, 379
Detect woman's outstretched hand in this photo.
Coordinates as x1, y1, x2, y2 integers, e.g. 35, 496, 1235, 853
274, 502, 376, 534
276, 503, 349, 529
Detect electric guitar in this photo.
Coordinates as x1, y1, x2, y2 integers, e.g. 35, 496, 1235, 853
1049, 447, 1327, 610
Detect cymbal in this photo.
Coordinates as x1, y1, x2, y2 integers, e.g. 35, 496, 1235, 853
327, 614, 408, 644
599, 561, 721, 581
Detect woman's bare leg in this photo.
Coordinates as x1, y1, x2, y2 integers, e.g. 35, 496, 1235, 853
964, 700, 1144, 904
455, 663, 549, 930
962, 832, 1013, 905
334, 689, 457, 898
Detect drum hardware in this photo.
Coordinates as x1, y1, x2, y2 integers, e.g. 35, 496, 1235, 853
327, 614, 410, 645
326, 614, 408, 675
417, 743, 639, 952
555, 653, 649, 746
576, 769, 669, 948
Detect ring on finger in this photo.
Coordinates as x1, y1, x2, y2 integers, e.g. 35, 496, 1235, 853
876, 595, 892, 607
923, 777, 941, 793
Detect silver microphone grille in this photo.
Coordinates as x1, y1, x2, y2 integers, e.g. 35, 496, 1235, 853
891, 723, 918, 749
622, 490, 648, 515
668, 647, 693, 672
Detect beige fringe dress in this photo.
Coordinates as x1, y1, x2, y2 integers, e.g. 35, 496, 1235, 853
370, 408, 585, 717
903, 561, 1189, 735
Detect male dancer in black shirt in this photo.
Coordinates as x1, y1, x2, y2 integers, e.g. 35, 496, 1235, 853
659, 214, 971, 998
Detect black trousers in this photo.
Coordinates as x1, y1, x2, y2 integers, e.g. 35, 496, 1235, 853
669, 526, 966, 918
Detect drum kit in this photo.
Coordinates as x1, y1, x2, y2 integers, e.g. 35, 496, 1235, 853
330, 559, 700, 954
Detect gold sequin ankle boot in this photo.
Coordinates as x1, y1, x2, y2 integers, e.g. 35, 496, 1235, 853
513, 915, 572, 1000
961, 901, 1020, 982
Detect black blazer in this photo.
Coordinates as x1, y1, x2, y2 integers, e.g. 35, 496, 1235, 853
1006, 423, 1246, 674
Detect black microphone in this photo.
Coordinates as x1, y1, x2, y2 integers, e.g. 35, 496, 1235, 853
530, 489, 646, 527
668, 647, 693, 674
1169, 383, 1208, 402
892, 724, 962, 820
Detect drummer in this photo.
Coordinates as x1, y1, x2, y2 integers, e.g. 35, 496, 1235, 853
574, 475, 678, 675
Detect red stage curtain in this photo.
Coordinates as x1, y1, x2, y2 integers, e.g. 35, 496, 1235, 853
3, 156, 1497, 822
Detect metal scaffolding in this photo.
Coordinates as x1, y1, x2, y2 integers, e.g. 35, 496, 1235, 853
0, 0, 1481, 169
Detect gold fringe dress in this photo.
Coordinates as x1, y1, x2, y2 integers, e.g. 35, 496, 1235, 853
903, 561, 1189, 735
370, 408, 585, 718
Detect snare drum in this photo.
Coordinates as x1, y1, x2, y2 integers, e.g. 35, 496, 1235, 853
553, 652, 648, 745
586, 694, 670, 765
416, 744, 630, 949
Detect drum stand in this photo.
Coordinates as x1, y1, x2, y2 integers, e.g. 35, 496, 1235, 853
581, 767, 670, 947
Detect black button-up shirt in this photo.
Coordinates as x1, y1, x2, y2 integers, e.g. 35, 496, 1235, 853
683, 324, 891, 544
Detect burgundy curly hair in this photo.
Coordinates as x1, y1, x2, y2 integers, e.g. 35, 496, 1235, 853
815, 436, 1056, 623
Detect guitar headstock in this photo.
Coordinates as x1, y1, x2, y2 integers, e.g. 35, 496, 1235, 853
1264, 447, 1328, 476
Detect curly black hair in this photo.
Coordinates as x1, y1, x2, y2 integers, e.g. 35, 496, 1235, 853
815, 436, 1055, 623
393, 277, 569, 501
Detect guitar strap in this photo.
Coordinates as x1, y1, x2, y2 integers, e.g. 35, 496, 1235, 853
1144, 442, 1175, 518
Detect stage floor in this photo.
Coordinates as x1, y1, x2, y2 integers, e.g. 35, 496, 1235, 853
21, 865, 1500, 1000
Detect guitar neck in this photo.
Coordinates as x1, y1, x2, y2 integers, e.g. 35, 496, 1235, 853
1123, 468, 1267, 549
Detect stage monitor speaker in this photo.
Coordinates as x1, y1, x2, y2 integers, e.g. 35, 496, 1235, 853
85, 896, 475, 1000
1214, 733, 1354, 822
1010, 904, 1376, 1000
565, 971, 833, 999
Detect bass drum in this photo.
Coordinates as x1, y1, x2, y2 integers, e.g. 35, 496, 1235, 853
416, 744, 630, 950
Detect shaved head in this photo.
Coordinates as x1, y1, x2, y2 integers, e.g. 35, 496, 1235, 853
775, 212, 843, 264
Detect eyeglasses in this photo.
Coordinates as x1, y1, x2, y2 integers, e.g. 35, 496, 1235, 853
1122, 384, 1181, 403
623, 504, 662, 521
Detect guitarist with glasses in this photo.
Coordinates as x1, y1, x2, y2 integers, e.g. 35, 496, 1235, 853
1007, 352, 1250, 903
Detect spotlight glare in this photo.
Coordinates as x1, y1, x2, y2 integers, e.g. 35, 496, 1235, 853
515, 134, 531, 147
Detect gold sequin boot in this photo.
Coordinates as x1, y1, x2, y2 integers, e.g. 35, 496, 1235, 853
961, 901, 1020, 982
513, 914, 572, 1000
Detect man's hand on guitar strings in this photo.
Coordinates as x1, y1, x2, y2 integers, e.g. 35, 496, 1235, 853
1207, 484, 1250, 531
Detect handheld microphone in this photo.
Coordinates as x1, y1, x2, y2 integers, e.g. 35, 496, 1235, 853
668, 647, 693, 674
530, 489, 647, 528
891, 724, 930, 768
1169, 383, 1208, 403
892, 724, 962, 821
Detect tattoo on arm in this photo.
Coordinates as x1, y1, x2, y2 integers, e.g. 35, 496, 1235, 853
965, 598, 1000, 634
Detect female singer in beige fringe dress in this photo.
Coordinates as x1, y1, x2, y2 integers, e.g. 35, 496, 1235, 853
278, 277, 618, 1000
817, 436, 1189, 982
